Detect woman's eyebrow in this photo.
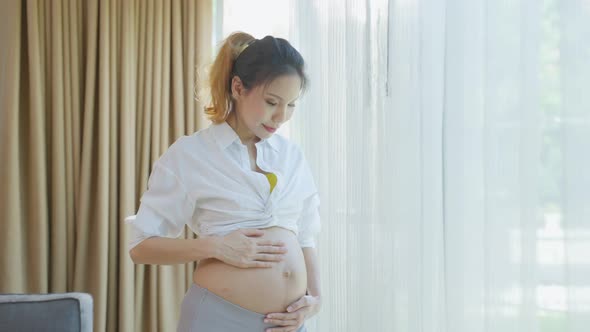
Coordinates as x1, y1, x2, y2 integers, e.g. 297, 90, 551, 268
266, 93, 298, 102
266, 93, 284, 100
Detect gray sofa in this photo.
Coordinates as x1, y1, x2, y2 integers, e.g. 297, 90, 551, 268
0, 292, 93, 332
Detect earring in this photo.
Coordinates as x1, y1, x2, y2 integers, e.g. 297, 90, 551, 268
224, 101, 232, 119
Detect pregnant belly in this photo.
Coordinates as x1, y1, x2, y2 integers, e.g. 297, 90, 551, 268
193, 226, 308, 315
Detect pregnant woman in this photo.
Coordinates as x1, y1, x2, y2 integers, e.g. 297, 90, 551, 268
126, 32, 322, 332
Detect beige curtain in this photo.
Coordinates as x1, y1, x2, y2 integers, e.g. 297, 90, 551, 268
0, 0, 212, 331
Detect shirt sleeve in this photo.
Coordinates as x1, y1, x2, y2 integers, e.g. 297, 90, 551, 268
297, 191, 322, 248
125, 160, 196, 253
295, 146, 322, 248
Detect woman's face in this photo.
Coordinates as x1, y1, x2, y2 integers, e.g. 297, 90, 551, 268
231, 74, 302, 139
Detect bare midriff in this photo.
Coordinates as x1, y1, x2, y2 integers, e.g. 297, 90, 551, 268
192, 226, 308, 315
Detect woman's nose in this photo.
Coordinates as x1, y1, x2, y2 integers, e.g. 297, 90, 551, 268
273, 107, 287, 123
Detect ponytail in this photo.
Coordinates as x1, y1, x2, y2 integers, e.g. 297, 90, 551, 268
204, 32, 256, 124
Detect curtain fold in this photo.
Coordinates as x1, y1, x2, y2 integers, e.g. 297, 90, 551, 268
0, 0, 213, 331
289, 0, 590, 331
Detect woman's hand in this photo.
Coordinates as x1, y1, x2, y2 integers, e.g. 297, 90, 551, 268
263, 294, 322, 332
212, 228, 288, 268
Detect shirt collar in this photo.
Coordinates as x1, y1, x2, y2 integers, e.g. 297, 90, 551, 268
210, 120, 279, 152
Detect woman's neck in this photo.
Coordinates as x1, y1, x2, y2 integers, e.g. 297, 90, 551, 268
225, 111, 260, 146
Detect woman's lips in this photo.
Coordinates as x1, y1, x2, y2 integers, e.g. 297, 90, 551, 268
263, 124, 277, 133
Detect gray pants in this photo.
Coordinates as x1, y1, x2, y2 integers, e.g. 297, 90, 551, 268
177, 282, 308, 332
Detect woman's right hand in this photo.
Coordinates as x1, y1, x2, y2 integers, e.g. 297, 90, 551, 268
213, 228, 288, 268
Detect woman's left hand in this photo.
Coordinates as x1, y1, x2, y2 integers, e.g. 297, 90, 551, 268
263, 294, 322, 332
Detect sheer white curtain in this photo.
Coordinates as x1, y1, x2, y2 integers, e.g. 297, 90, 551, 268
288, 0, 590, 331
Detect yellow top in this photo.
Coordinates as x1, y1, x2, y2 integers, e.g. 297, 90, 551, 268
265, 172, 277, 193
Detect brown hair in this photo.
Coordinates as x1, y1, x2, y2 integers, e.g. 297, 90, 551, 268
202, 31, 308, 124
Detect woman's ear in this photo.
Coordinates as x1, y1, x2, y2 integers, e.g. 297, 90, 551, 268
230, 76, 244, 100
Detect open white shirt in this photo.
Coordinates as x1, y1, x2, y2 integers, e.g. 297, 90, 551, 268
124, 120, 321, 253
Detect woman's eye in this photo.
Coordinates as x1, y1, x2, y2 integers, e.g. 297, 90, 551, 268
266, 101, 277, 106
288, 104, 296, 108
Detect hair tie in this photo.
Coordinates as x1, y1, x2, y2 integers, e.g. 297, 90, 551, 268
236, 39, 257, 59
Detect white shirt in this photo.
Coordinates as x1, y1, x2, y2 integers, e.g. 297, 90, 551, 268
124, 120, 321, 253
